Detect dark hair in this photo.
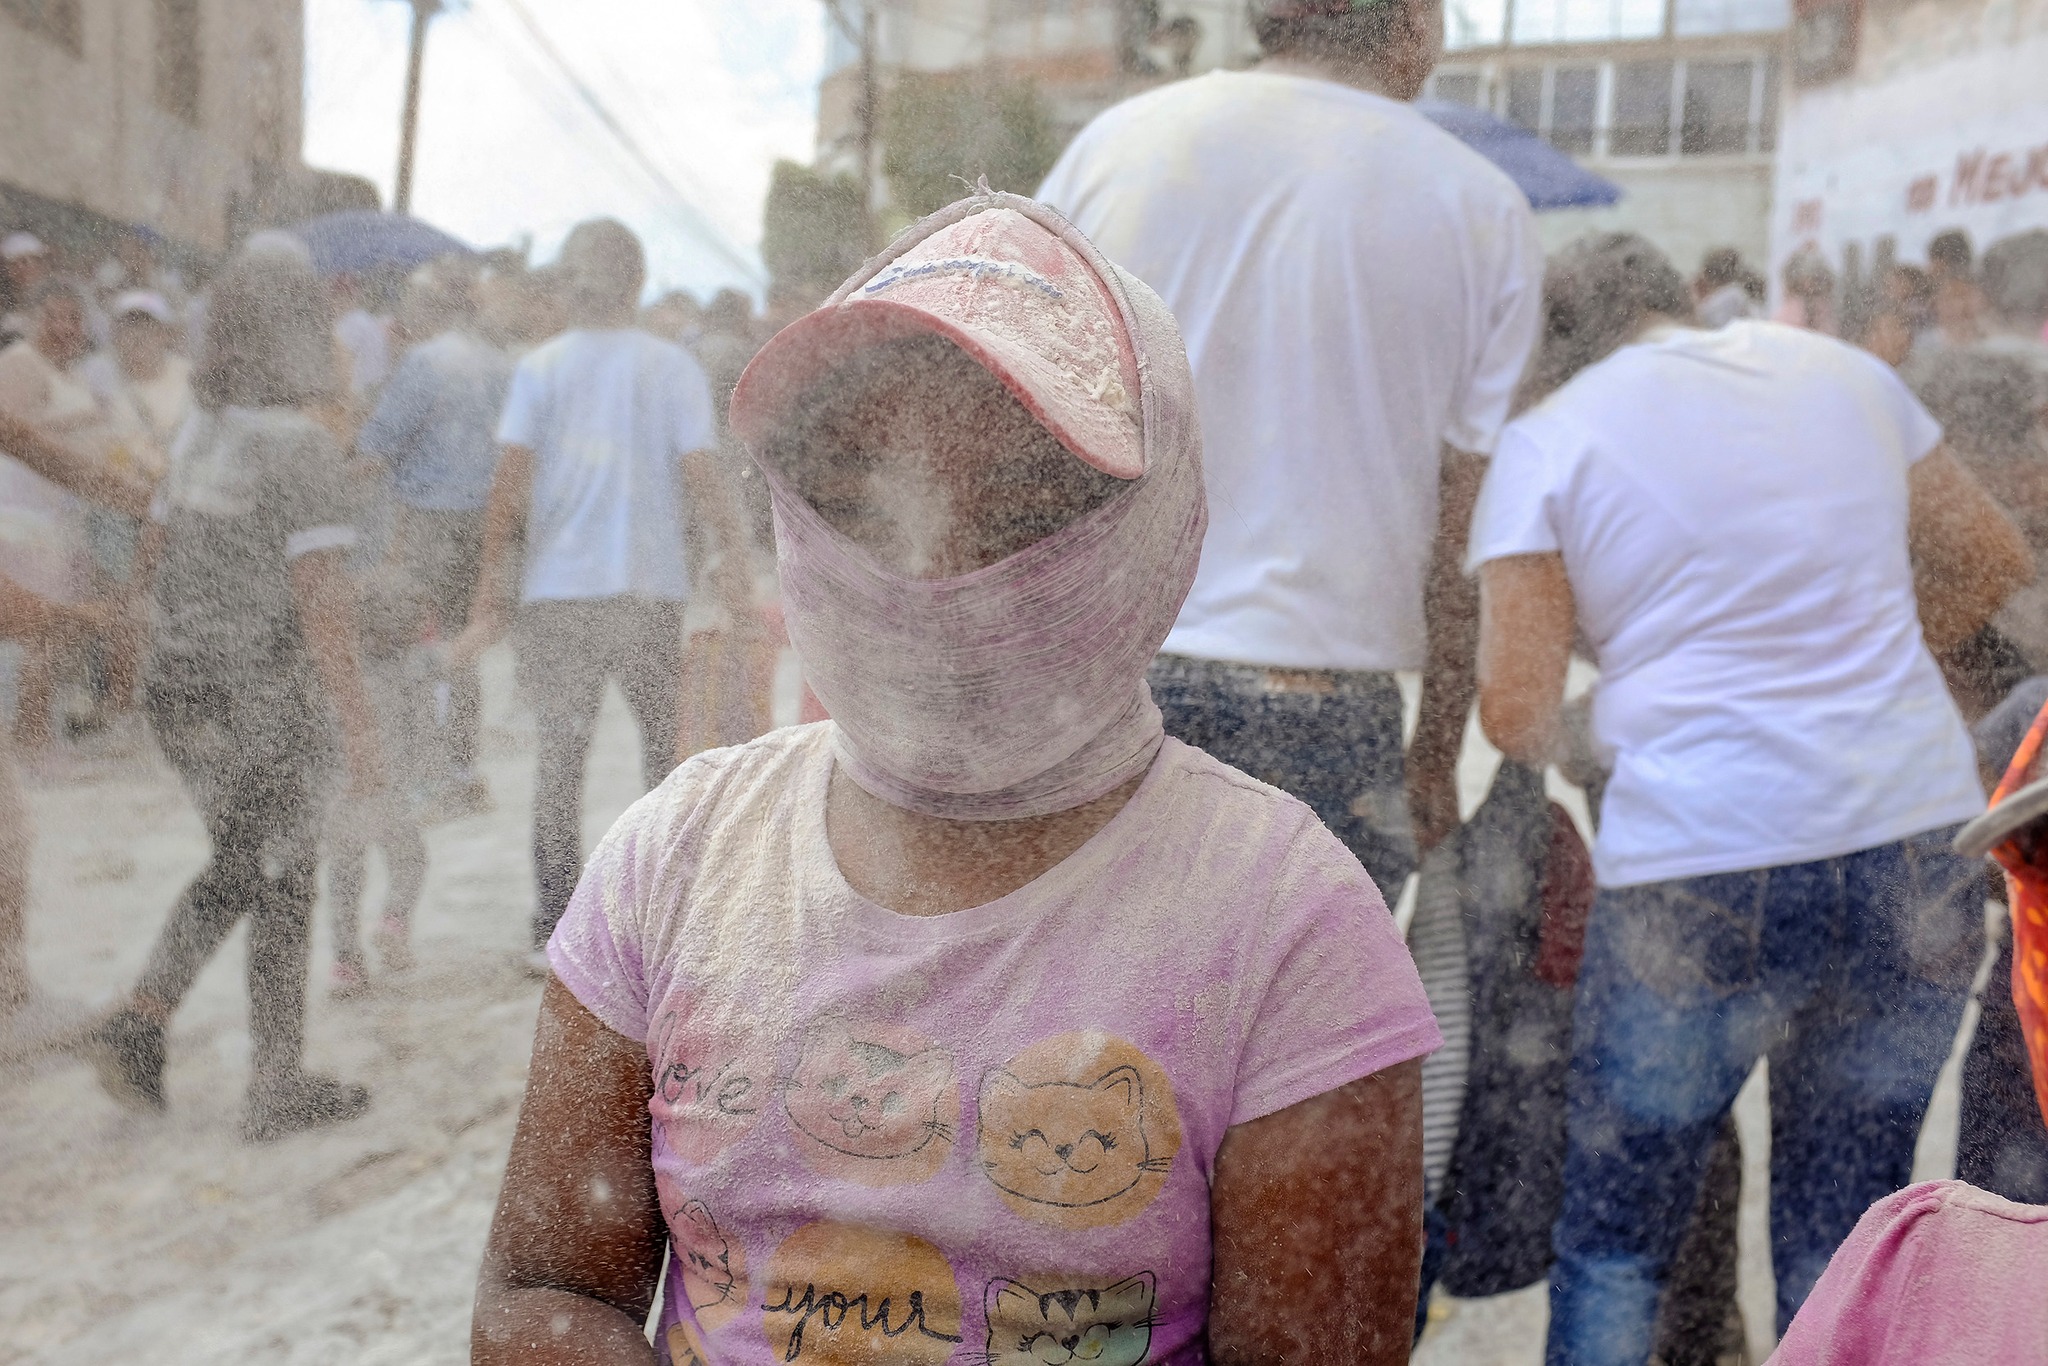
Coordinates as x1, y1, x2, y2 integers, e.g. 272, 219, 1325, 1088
1697, 247, 1746, 290
1929, 229, 1973, 273
1982, 229, 2048, 328
559, 218, 646, 317
1913, 349, 2048, 459
193, 246, 336, 410
1253, 3, 1407, 63
1523, 233, 1694, 403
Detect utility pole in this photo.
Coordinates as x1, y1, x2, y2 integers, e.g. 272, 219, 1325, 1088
824, 0, 880, 211
393, 0, 442, 214
857, 0, 878, 210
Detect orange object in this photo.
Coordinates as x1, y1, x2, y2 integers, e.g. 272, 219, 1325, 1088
1982, 701, 2048, 1130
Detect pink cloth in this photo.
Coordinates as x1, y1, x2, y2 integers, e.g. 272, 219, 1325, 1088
1768, 1180, 2048, 1364
744, 195, 1208, 822
549, 724, 1441, 1366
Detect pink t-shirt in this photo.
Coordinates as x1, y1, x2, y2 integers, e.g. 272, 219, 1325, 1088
549, 723, 1440, 1366
1768, 1180, 2048, 1365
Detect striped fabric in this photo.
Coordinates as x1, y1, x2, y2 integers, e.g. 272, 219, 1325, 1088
1411, 843, 1472, 1202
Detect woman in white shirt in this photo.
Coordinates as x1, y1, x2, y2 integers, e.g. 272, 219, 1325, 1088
1469, 233, 2031, 1366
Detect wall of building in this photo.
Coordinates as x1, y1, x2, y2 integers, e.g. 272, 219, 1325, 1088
0, 0, 302, 251
1770, 0, 2048, 279
1535, 158, 1775, 272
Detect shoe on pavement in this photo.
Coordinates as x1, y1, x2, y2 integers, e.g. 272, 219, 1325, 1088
240, 1071, 371, 1143
85, 1009, 166, 1111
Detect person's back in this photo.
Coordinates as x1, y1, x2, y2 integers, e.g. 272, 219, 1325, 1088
505, 324, 708, 603
1492, 319, 1981, 883
1039, 70, 1537, 670
361, 327, 512, 515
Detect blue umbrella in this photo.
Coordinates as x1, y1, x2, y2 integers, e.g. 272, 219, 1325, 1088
1417, 100, 1622, 212
290, 210, 473, 277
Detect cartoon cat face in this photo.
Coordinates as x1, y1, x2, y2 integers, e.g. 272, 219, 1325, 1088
977, 1066, 1161, 1209
671, 1196, 745, 1310
784, 1030, 955, 1161
982, 1273, 1156, 1366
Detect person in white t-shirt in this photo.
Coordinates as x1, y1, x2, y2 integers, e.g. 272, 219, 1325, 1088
1034, 0, 1542, 896
455, 219, 757, 961
1468, 232, 2033, 1365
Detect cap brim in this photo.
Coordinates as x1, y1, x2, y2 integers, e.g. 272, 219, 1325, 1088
1955, 777, 2048, 860
730, 297, 1145, 481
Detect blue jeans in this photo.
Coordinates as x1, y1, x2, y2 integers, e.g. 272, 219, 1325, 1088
1148, 654, 1415, 900
1546, 828, 1983, 1366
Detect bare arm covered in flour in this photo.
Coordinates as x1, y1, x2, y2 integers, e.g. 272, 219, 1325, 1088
474, 978, 664, 1366
1208, 1059, 1425, 1365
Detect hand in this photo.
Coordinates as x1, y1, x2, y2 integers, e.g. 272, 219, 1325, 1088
1407, 760, 1461, 858
448, 608, 505, 670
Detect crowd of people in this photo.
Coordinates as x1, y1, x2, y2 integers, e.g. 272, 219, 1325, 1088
6, 0, 2048, 1361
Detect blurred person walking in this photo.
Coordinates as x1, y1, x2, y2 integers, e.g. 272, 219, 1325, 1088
1692, 247, 1765, 329
80, 290, 192, 719
88, 242, 386, 1141
453, 219, 756, 965
1908, 229, 2048, 1205
0, 280, 109, 746
0, 408, 142, 1047
1926, 228, 1988, 351
0, 232, 53, 342
1774, 247, 1839, 335
356, 262, 511, 811
1037, 0, 1543, 894
1471, 233, 2031, 1363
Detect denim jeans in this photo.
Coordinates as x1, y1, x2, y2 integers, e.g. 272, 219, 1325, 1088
1546, 828, 1983, 1366
1147, 654, 1414, 900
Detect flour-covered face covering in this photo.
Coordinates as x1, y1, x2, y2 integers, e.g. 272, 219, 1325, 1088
730, 193, 1206, 821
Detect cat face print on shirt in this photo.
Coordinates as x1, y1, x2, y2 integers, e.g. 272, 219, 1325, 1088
976, 1031, 1182, 1230
655, 1174, 749, 1332
760, 1219, 965, 1365
982, 1272, 1157, 1366
782, 1023, 959, 1185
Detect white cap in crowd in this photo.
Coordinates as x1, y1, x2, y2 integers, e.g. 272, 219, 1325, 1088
1, 232, 49, 262
111, 290, 175, 326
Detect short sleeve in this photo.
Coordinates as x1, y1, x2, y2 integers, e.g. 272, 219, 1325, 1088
1442, 193, 1544, 456
1229, 824, 1442, 1127
356, 349, 433, 464
1464, 419, 1568, 573
669, 349, 717, 456
547, 785, 671, 1043
495, 351, 548, 448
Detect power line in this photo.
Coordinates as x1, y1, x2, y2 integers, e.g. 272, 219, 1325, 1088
490, 0, 762, 281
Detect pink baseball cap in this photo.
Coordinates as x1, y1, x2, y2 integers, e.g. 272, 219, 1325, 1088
730, 199, 1147, 480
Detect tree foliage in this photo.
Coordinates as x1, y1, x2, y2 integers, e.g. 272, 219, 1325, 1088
880, 72, 1062, 219
759, 160, 874, 303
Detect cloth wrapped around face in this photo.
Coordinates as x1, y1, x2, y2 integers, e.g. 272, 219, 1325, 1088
729, 192, 1206, 821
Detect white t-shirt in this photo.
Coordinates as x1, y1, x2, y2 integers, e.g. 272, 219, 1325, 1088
1468, 321, 1983, 887
496, 328, 716, 603
1037, 70, 1543, 671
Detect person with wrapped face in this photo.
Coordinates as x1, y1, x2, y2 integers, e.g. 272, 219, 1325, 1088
472, 194, 1442, 1366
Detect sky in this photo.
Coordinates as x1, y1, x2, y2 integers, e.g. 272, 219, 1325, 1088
302, 0, 831, 300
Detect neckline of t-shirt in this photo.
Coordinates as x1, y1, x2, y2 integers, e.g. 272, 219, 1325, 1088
1220, 66, 1419, 116
797, 727, 1176, 944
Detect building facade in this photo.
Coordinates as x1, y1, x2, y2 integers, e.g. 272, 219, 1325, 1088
0, 0, 307, 254
1769, 0, 2048, 288
1428, 0, 1787, 273
816, 0, 1787, 277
